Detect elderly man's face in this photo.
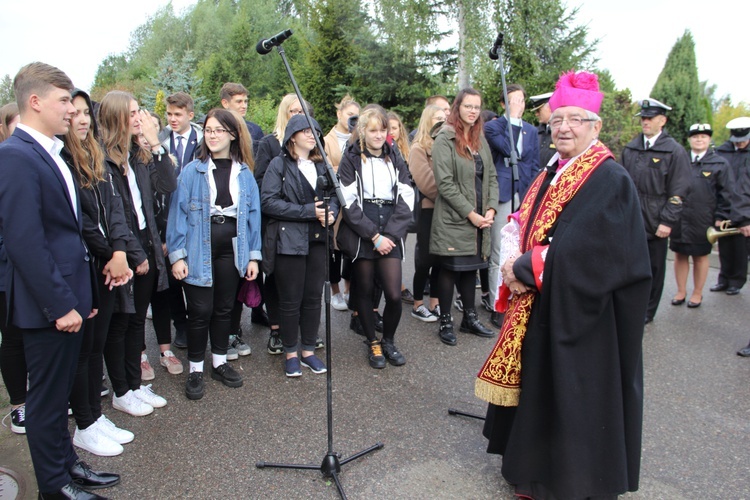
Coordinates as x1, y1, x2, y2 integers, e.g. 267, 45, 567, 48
549, 106, 601, 159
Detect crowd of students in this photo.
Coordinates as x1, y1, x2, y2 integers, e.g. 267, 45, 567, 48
2, 61, 750, 499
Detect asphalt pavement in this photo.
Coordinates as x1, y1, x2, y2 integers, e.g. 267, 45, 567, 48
1, 242, 749, 499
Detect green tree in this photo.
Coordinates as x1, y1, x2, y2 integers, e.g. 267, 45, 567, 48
475, 0, 597, 111
298, 0, 368, 131
650, 30, 706, 146
142, 50, 208, 114
0, 74, 14, 105
595, 70, 640, 158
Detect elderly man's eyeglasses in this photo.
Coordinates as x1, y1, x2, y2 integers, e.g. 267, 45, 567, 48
549, 117, 597, 129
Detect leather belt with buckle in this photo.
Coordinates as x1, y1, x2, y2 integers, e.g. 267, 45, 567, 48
211, 215, 235, 224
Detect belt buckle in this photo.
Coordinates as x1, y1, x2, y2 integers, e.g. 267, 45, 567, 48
373, 199, 384, 207
214, 215, 225, 224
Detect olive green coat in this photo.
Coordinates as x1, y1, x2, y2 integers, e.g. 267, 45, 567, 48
430, 124, 498, 258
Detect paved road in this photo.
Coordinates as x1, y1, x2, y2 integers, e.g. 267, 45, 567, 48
1, 242, 749, 499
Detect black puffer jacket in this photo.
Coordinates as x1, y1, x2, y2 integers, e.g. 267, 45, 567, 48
260, 115, 339, 267
621, 130, 691, 238
106, 146, 176, 293
670, 149, 733, 244
336, 135, 414, 260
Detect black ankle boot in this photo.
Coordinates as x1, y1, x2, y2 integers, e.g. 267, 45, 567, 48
460, 308, 495, 337
438, 313, 457, 346
365, 339, 386, 369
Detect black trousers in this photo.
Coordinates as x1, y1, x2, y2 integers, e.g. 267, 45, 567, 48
183, 221, 240, 363
275, 244, 327, 353
717, 233, 748, 289
104, 249, 157, 397
0, 291, 26, 405
647, 237, 669, 320
24, 325, 83, 493
150, 271, 188, 346
70, 269, 115, 430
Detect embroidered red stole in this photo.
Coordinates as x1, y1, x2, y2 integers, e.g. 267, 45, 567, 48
475, 141, 613, 407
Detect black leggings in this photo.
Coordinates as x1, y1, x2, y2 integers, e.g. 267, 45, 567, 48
183, 221, 240, 363
275, 243, 326, 353
352, 256, 402, 342
437, 268, 476, 317
412, 208, 440, 302
104, 249, 157, 397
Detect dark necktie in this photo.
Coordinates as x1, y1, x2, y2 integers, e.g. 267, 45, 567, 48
645, 140, 651, 150
175, 135, 184, 169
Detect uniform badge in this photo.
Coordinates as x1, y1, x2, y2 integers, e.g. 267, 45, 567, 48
702, 171, 711, 177
651, 158, 661, 163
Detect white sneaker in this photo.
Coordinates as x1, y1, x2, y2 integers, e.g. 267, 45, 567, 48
112, 390, 154, 417
73, 425, 123, 456
141, 353, 155, 381
96, 415, 134, 444
331, 293, 348, 311
133, 384, 167, 408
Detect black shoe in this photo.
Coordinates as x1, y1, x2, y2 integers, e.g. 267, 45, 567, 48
69, 460, 120, 490
710, 283, 728, 292
366, 339, 386, 369
671, 297, 686, 306
481, 293, 493, 312
267, 330, 283, 354
40, 481, 108, 499
644, 316, 653, 324
374, 311, 384, 333
251, 308, 270, 326
737, 345, 750, 357
490, 311, 502, 328
185, 371, 205, 400
211, 362, 243, 388
726, 287, 741, 295
438, 314, 457, 346
349, 314, 365, 336
401, 288, 415, 304
173, 328, 187, 349
460, 308, 495, 337
10, 404, 25, 434
381, 339, 406, 366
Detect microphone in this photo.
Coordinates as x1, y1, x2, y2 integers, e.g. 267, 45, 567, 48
488, 32, 504, 60
256, 29, 294, 55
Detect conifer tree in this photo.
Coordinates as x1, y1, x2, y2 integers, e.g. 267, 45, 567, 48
650, 30, 706, 146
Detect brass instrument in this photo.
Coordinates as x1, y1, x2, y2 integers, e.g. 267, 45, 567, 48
707, 220, 741, 244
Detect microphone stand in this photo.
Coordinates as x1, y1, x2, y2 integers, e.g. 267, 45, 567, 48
255, 42, 383, 500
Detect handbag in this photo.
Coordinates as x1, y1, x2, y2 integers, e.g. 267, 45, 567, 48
407, 178, 421, 234
237, 279, 262, 308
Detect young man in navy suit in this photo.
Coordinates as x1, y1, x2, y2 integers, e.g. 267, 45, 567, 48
0, 62, 120, 499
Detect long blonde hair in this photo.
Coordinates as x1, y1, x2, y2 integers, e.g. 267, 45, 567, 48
413, 104, 444, 152
98, 91, 150, 170
354, 106, 390, 164
272, 94, 300, 142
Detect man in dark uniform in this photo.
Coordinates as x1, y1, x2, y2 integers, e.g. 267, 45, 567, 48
530, 92, 556, 168
720, 117, 750, 356
621, 98, 691, 324
712, 116, 750, 298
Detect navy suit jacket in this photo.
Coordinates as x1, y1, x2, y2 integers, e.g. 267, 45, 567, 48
485, 116, 540, 203
167, 128, 200, 173
0, 128, 95, 329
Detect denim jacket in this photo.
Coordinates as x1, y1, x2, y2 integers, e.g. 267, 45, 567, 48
166, 157, 262, 287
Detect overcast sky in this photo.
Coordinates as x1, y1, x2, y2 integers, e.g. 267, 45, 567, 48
1, 0, 746, 105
